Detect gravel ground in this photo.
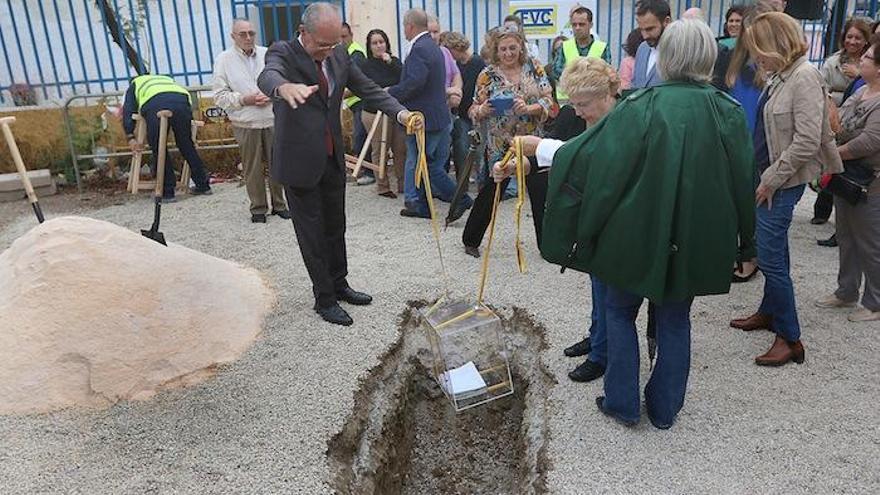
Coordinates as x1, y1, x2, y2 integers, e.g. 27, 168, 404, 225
0, 183, 878, 494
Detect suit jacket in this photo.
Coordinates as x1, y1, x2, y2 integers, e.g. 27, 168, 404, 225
632, 41, 663, 89
388, 33, 450, 132
258, 40, 405, 188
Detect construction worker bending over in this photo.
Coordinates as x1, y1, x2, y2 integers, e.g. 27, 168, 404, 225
123, 74, 213, 201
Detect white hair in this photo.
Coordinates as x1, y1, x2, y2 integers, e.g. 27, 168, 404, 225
301, 2, 340, 33
657, 19, 717, 83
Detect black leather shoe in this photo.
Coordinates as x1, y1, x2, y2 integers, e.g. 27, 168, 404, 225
271, 209, 291, 220
189, 186, 213, 195
400, 208, 431, 219
464, 245, 480, 258
818, 233, 838, 247
316, 303, 353, 326
563, 337, 591, 357
595, 396, 638, 427
251, 213, 267, 223
337, 287, 373, 305
568, 359, 605, 383
810, 217, 828, 225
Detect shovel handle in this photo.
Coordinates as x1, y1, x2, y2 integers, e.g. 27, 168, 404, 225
1, 117, 43, 216
154, 110, 173, 198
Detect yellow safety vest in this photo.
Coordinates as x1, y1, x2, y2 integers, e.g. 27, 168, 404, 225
132, 74, 190, 109
343, 41, 368, 109
556, 38, 608, 101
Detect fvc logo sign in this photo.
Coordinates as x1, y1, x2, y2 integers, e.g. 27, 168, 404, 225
511, 5, 558, 36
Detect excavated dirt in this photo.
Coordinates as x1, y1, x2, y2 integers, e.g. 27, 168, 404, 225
327, 302, 555, 495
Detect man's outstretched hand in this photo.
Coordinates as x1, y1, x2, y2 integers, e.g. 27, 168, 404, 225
278, 83, 319, 109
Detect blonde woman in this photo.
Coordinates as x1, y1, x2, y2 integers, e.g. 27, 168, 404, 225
497, 57, 619, 384
731, 13, 843, 365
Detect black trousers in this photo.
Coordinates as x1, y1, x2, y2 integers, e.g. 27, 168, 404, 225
141, 95, 209, 197
285, 157, 349, 308
813, 188, 834, 221
462, 171, 549, 248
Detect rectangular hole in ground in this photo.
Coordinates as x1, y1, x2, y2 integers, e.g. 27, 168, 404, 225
397, 364, 528, 494
328, 305, 552, 495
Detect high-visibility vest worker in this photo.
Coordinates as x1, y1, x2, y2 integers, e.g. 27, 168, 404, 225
343, 41, 367, 109
122, 74, 211, 199
131, 74, 191, 109
556, 38, 608, 101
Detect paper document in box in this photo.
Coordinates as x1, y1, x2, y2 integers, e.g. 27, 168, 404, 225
442, 361, 488, 399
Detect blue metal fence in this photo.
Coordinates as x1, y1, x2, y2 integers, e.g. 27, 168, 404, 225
0, 0, 876, 107
399, 0, 876, 69
0, 0, 349, 106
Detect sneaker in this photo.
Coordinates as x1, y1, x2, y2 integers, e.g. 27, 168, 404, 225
814, 294, 857, 309
356, 175, 376, 186
848, 307, 880, 322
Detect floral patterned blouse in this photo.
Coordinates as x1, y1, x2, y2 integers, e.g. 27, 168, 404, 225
472, 58, 558, 161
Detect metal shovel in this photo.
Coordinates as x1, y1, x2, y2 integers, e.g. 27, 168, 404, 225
141, 110, 172, 246
0, 116, 45, 223
445, 129, 482, 227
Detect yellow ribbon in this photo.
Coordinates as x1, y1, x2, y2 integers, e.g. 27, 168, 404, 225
406, 112, 451, 303
476, 137, 528, 304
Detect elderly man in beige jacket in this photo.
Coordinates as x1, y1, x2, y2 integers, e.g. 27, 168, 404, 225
213, 18, 289, 223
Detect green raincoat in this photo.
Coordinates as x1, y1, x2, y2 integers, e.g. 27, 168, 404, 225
541, 82, 756, 303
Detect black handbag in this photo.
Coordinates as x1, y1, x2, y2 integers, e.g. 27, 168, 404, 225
826, 159, 877, 205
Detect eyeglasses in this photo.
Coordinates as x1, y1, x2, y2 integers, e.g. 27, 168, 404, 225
235, 31, 257, 38
314, 41, 339, 50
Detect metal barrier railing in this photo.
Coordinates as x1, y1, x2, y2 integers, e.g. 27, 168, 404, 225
62, 85, 238, 192
0, 0, 351, 106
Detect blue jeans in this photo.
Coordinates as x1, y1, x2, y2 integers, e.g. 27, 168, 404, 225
603, 284, 693, 426
757, 185, 805, 341
404, 123, 463, 215
587, 275, 608, 366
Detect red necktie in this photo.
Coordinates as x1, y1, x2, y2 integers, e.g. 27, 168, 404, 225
316, 60, 333, 157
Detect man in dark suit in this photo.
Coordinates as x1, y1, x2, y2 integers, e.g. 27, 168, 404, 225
389, 9, 472, 219
257, 2, 414, 326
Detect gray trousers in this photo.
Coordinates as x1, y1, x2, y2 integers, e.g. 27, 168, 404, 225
232, 126, 287, 215
834, 194, 880, 311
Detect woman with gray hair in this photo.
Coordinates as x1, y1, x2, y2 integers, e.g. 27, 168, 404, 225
533, 19, 755, 428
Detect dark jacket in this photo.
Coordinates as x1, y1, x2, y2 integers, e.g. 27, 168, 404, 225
257, 39, 405, 188
360, 56, 403, 113
388, 33, 450, 132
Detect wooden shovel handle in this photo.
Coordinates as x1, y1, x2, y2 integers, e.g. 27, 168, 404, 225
0, 116, 40, 204
154, 110, 173, 197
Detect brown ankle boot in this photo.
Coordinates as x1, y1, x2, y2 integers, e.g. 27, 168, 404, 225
730, 312, 773, 331
755, 335, 805, 366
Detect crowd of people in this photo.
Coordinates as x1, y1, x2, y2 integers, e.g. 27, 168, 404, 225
124, 1, 880, 430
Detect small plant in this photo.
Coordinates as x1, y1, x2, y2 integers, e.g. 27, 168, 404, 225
10, 84, 37, 107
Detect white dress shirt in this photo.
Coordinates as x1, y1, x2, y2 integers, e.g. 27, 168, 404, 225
646, 46, 659, 78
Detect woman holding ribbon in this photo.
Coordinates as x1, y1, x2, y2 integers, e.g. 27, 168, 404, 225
461, 25, 557, 258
